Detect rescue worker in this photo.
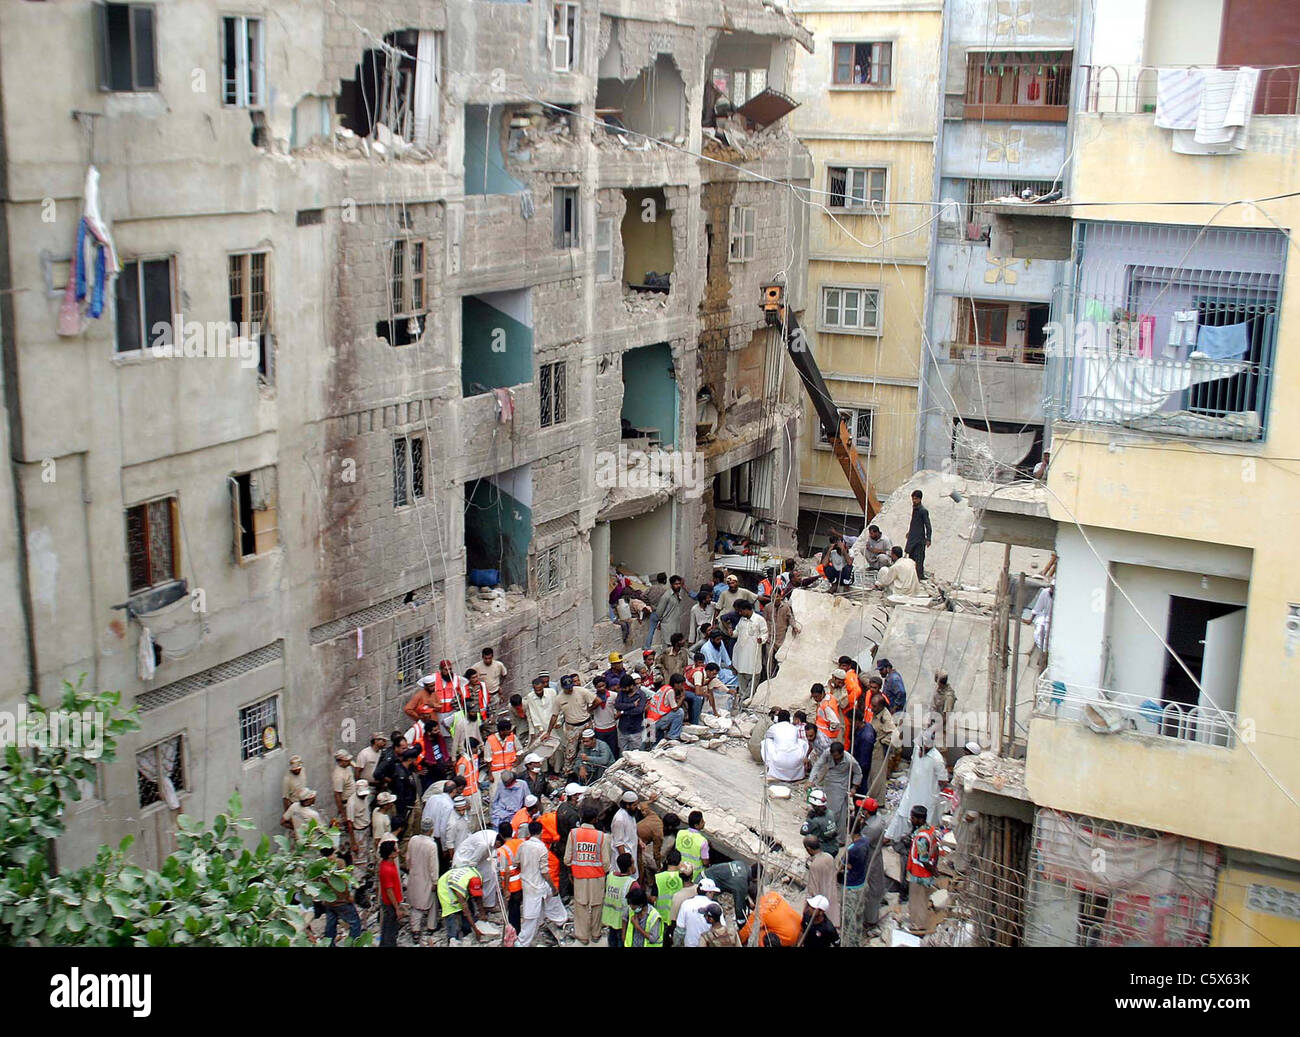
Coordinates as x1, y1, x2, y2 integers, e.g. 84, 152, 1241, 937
518, 819, 568, 946
800, 788, 839, 855
437, 866, 486, 945
625, 885, 664, 947
495, 820, 524, 934
281, 754, 307, 813
810, 683, 844, 744
562, 802, 612, 945
332, 750, 356, 819
485, 718, 519, 792
345, 779, 372, 875
647, 673, 687, 744
603, 852, 638, 948
674, 811, 710, 882
905, 805, 939, 934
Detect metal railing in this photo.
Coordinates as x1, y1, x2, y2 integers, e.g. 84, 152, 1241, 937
1034, 674, 1237, 748
1079, 64, 1300, 116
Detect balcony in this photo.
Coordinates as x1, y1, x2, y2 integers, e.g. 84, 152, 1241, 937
964, 51, 1072, 123
1078, 64, 1300, 117
1034, 674, 1237, 749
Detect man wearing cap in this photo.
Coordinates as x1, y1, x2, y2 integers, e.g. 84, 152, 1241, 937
437, 865, 487, 945
810, 740, 862, 840
452, 826, 505, 914
346, 780, 373, 873
717, 573, 757, 627
800, 789, 839, 855
612, 790, 645, 881
603, 651, 629, 689
575, 728, 614, 784
731, 599, 768, 708
554, 675, 597, 775
675, 876, 720, 947
281, 755, 307, 813
511, 794, 542, 839
800, 895, 840, 948
407, 816, 441, 944
492, 769, 528, 827
443, 794, 472, 863
496, 821, 525, 933
563, 802, 612, 944
354, 733, 386, 785
518, 819, 569, 946
699, 902, 738, 946
372, 791, 397, 855
803, 834, 842, 929
283, 787, 328, 843
903, 805, 939, 934
554, 784, 583, 897
842, 797, 887, 945
402, 673, 439, 724
332, 750, 356, 820
521, 753, 546, 797
702, 859, 755, 926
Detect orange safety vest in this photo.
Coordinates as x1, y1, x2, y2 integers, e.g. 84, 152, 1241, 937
498, 839, 523, 894
759, 577, 774, 597
433, 673, 464, 712
815, 698, 843, 740
467, 681, 489, 714
455, 753, 479, 793
512, 806, 537, 838
540, 812, 561, 887
907, 826, 938, 880
570, 826, 606, 880
646, 685, 677, 723
487, 732, 518, 773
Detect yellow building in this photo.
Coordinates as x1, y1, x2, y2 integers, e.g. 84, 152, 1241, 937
1017, 0, 1300, 947
788, 2, 943, 539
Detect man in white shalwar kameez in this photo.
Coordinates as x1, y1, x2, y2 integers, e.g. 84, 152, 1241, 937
761, 711, 807, 782
731, 599, 768, 708
884, 736, 948, 842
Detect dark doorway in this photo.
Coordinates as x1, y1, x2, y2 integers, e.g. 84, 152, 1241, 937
1024, 303, 1050, 363
1161, 595, 1243, 711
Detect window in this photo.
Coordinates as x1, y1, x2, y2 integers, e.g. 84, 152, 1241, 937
393, 435, 426, 508
94, 3, 157, 92
231, 467, 279, 561
595, 217, 614, 280
828, 166, 887, 211
115, 257, 174, 353
817, 407, 874, 453
539, 361, 567, 428
221, 16, 264, 107
832, 42, 891, 87
126, 497, 180, 594
965, 52, 1072, 121
238, 695, 280, 761
397, 632, 430, 686
729, 205, 756, 262
712, 67, 768, 104
387, 239, 428, 318
553, 187, 580, 249
821, 286, 881, 333
964, 300, 1010, 347
228, 251, 272, 381
535, 544, 563, 596
136, 734, 184, 808
965, 179, 1056, 241
551, 2, 579, 72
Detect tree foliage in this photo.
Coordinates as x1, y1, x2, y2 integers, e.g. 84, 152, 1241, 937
0, 679, 359, 946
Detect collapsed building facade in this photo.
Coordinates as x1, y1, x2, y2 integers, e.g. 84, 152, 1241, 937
0, 0, 810, 869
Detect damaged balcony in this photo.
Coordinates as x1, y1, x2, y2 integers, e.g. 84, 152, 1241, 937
702, 32, 800, 159
619, 188, 674, 299
330, 29, 442, 159
596, 49, 687, 148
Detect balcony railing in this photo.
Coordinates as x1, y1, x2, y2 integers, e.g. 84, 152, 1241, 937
948, 342, 1046, 364
1034, 675, 1237, 748
1079, 64, 1300, 116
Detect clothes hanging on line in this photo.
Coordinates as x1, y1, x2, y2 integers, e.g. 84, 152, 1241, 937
1193, 321, 1250, 360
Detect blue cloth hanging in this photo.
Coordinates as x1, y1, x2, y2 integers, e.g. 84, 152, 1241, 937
1195, 321, 1250, 360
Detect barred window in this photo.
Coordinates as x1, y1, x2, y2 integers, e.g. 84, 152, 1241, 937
539, 361, 567, 428
239, 695, 280, 761
397, 633, 429, 687
535, 544, 563, 596
126, 497, 179, 594
136, 734, 185, 808
393, 435, 426, 507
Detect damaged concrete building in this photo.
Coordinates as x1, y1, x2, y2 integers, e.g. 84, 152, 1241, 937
0, 0, 810, 868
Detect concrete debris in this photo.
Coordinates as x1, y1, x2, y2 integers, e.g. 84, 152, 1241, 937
929, 888, 951, 910
665, 748, 689, 762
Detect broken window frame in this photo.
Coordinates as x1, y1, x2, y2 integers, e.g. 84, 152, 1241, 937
595, 217, 615, 281
816, 406, 874, 453
539, 360, 567, 429
238, 694, 280, 761
534, 544, 564, 597
711, 67, 768, 105
385, 237, 429, 321
827, 165, 888, 213
820, 285, 881, 334
125, 496, 181, 595
228, 250, 273, 383
136, 734, 185, 809
553, 186, 580, 250
94, 2, 158, 93
728, 205, 756, 263
114, 255, 176, 354
221, 14, 265, 108
550, 2, 580, 73
230, 466, 279, 563
393, 434, 427, 509
397, 632, 431, 687
831, 41, 892, 87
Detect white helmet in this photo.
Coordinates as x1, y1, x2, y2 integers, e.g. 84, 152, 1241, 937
808, 788, 827, 807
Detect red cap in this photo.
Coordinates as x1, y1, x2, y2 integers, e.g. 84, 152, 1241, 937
468, 876, 484, 895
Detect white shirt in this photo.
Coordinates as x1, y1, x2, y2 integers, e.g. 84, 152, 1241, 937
676, 894, 715, 947
878, 557, 921, 596
731, 614, 768, 675
611, 808, 638, 855
689, 601, 715, 643
422, 792, 453, 836
517, 836, 554, 895
524, 688, 557, 735
452, 828, 497, 870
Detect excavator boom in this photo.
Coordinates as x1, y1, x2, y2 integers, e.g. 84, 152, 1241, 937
762, 283, 881, 521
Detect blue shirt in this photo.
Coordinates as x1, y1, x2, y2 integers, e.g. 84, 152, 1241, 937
846, 835, 870, 887
851, 722, 875, 788
712, 581, 727, 602
882, 671, 906, 713
491, 779, 527, 826
701, 641, 737, 687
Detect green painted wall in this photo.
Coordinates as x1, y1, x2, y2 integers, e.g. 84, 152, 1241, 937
462, 294, 533, 396
464, 105, 525, 196
465, 479, 531, 588
621, 342, 677, 447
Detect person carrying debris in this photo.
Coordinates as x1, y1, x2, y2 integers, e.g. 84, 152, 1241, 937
800, 788, 839, 855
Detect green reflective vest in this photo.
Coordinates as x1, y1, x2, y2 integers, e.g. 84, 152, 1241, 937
625, 908, 664, 947
655, 870, 683, 924
675, 829, 706, 879
602, 873, 636, 929
437, 865, 479, 916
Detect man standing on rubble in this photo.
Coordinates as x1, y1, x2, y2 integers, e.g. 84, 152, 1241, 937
803, 835, 841, 930
652, 575, 691, 649
906, 489, 932, 581
563, 803, 612, 945
731, 599, 768, 708
842, 796, 887, 944
810, 740, 862, 839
